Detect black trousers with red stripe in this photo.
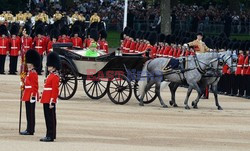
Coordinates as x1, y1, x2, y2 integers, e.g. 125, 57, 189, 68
43, 103, 56, 139
25, 101, 36, 133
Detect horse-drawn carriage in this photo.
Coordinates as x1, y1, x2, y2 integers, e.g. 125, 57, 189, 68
53, 43, 157, 105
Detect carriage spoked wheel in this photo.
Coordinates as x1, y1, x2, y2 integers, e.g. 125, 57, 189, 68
58, 60, 78, 100
83, 78, 108, 100
107, 75, 132, 105
134, 81, 157, 104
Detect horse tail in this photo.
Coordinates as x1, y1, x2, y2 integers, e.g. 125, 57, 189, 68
138, 60, 150, 96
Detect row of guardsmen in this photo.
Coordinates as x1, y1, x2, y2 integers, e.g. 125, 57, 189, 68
0, 9, 100, 25
120, 27, 250, 99
0, 24, 108, 75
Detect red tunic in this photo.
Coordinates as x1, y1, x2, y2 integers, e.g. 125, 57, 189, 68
21, 36, 33, 54
150, 45, 158, 58
185, 50, 190, 56
163, 46, 171, 57
172, 48, 178, 58
0, 37, 10, 55
235, 54, 244, 75
40, 72, 60, 104
22, 69, 39, 101
135, 42, 140, 52
137, 43, 144, 52
71, 37, 83, 48
33, 37, 46, 55
83, 38, 91, 48
47, 41, 56, 53
247, 56, 250, 75
98, 40, 108, 53
243, 55, 249, 75
58, 36, 71, 43
129, 41, 136, 53
168, 47, 174, 57
10, 37, 21, 56
176, 48, 182, 58
123, 39, 131, 53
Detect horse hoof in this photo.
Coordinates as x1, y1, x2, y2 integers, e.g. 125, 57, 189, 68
218, 106, 223, 110
169, 100, 173, 106
139, 103, 144, 106
191, 101, 195, 107
193, 105, 198, 109
162, 105, 168, 108
173, 104, 178, 107
185, 106, 190, 110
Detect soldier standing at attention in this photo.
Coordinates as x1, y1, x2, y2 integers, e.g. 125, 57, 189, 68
19, 49, 40, 135
40, 52, 61, 142
0, 25, 9, 74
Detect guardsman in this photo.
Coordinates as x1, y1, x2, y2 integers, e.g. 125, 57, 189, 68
53, 10, 62, 22
134, 31, 142, 53
90, 12, 100, 24
246, 47, 250, 99
128, 30, 136, 53
47, 29, 59, 53
243, 49, 249, 98
40, 52, 61, 142
79, 12, 86, 22
0, 25, 9, 74
144, 32, 157, 57
9, 24, 21, 75
21, 25, 33, 54
58, 25, 71, 43
71, 26, 83, 48
185, 32, 210, 53
24, 10, 32, 21
83, 29, 91, 48
98, 30, 108, 53
156, 33, 165, 57
71, 11, 80, 23
16, 10, 26, 23
234, 48, 245, 96
19, 49, 40, 135
33, 26, 46, 75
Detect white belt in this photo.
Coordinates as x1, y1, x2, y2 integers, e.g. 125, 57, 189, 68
24, 46, 30, 48
25, 86, 32, 89
44, 88, 52, 91
35, 46, 42, 48
237, 65, 243, 67
11, 47, 18, 49
0, 46, 6, 48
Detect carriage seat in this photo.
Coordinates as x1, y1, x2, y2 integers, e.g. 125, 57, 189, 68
162, 57, 186, 73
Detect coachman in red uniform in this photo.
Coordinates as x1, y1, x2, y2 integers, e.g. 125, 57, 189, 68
20, 49, 40, 135
9, 24, 21, 74
0, 25, 9, 74
98, 30, 108, 53
71, 26, 83, 48
33, 26, 46, 75
40, 52, 61, 142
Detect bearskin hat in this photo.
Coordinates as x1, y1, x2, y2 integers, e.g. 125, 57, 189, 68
165, 35, 171, 44
0, 24, 8, 36
90, 28, 99, 41
60, 25, 69, 36
245, 42, 250, 51
10, 24, 19, 36
46, 52, 61, 70
129, 30, 136, 40
148, 32, 157, 46
50, 28, 59, 40
90, 22, 98, 30
135, 31, 142, 39
232, 42, 240, 50
35, 25, 44, 36
23, 24, 31, 35
158, 33, 165, 43
120, 32, 124, 40
72, 25, 81, 36
204, 37, 213, 49
26, 49, 41, 69
123, 27, 130, 36
99, 30, 107, 39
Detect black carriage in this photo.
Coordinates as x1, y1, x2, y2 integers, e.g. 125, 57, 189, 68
52, 43, 157, 105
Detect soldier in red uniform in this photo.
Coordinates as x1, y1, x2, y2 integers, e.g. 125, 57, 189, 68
20, 49, 40, 135
47, 29, 59, 53
98, 30, 108, 53
234, 49, 245, 96
58, 25, 71, 43
243, 49, 249, 98
83, 29, 91, 48
245, 47, 250, 98
71, 25, 83, 48
21, 25, 33, 54
9, 24, 21, 75
40, 52, 61, 142
156, 34, 165, 57
0, 25, 9, 74
128, 30, 136, 53
33, 26, 46, 75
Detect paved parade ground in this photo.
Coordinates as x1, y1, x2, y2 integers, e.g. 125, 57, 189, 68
0, 67, 250, 151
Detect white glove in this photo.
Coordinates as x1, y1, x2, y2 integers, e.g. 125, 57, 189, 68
30, 96, 36, 103
183, 44, 188, 48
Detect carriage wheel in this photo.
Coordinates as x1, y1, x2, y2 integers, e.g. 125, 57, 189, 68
134, 81, 157, 104
83, 79, 107, 99
107, 75, 132, 105
58, 60, 78, 100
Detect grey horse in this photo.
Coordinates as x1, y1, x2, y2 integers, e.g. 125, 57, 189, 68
139, 52, 220, 109
168, 50, 238, 110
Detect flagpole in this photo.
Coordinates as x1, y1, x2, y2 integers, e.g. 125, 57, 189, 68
123, 0, 128, 30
